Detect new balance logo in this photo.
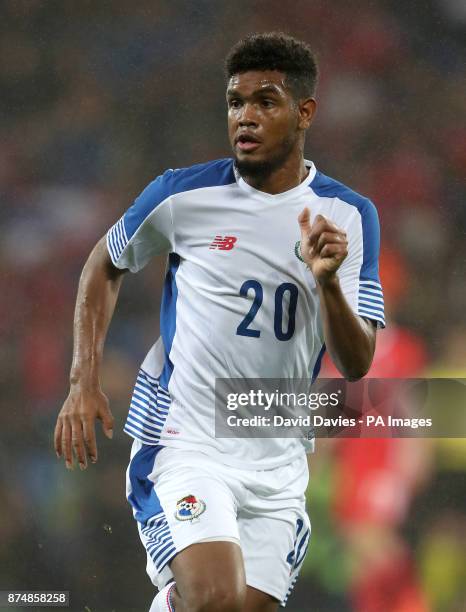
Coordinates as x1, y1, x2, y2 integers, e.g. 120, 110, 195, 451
209, 235, 237, 251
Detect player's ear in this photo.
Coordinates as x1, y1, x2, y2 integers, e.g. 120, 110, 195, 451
298, 98, 316, 130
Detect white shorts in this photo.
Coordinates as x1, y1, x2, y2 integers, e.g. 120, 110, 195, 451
126, 441, 311, 607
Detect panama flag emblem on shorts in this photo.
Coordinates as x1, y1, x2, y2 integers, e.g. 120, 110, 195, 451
174, 494, 206, 522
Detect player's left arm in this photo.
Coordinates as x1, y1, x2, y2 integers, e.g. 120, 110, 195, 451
298, 206, 382, 381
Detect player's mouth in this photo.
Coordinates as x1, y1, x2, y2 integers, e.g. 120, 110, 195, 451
235, 133, 261, 152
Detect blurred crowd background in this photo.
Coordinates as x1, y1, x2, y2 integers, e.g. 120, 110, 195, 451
1, 1, 465, 610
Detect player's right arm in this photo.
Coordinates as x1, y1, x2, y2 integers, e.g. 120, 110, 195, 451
54, 238, 127, 469
55, 170, 175, 469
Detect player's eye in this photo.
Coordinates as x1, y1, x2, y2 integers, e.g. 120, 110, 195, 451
261, 99, 275, 108
229, 99, 242, 109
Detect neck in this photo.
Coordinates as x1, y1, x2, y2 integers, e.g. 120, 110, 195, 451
239, 149, 309, 195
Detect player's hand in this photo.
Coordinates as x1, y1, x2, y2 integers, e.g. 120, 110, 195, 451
297, 208, 348, 284
54, 386, 114, 470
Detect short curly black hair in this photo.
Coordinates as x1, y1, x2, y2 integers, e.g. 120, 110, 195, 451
225, 32, 318, 100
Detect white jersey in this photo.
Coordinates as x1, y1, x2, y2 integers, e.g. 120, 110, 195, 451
107, 158, 385, 469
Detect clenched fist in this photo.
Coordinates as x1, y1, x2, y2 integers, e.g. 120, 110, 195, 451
297, 208, 348, 284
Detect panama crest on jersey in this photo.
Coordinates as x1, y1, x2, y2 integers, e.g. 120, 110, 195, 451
174, 494, 206, 522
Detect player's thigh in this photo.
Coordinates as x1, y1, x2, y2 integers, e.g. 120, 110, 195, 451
170, 541, 246, 611
243, 586, 279, 612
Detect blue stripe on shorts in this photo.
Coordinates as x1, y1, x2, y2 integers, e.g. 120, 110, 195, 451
127, 443, 177, 572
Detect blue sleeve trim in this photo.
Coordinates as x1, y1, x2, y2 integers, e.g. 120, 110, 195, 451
107, 217, 129, 266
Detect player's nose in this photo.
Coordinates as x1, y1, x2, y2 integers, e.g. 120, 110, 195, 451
238, 103, 258, 127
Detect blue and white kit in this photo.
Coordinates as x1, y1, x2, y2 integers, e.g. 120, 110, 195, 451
106, 158, 385, 605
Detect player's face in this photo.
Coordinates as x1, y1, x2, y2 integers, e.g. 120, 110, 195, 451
227, 71, 301, 174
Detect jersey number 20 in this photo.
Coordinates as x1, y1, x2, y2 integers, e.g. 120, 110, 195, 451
236, 280, 298, 341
